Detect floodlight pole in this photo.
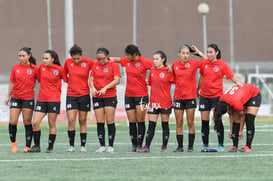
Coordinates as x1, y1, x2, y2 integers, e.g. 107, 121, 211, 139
65, 0, 74, 59
133, 0, 137, 45
47, 0, 52, 49
229, 0, 235, 70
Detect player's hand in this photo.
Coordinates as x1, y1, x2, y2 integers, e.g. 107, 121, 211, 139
228, 131, 232, 139
4, 96, 9, 106
98, 87, 107, 96
91, 88, 98, 96
238, 131, 243, 139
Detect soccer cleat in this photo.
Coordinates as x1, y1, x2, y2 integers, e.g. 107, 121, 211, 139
173, 147, 184, 152
106, 146, 114, 153
136, 145, 142, 152
29, 145, 41, 153
217, 145, 225, 152
80, 146, 87, 153
127, 146, 137, 152
23, 146, 30, 153
160, 146, 167, 152
11, 141, 18, 153
239, 146, 251, 152
45, 148, 53, 153
187, 147, 194, 152
95, 146, 106, 153
200, 145, 209, 152
137, 146, 150, 153
66, 146, 75, 152
229, 146, 238, 152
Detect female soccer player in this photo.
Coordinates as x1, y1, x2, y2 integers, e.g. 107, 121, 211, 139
29, 50, 67, 153
214, 84, 261, 152
4, 47, 39, 153
172, 45, 206, 152
112, 44, 154, 152
137, 51, 175, 153
197, 43, 242, 152
64, 45, 94, 152
90, 48, 121, 153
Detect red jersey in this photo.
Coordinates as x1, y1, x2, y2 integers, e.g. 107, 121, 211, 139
220, 84, 260, 112
172, 60, 201, 100
199, 59, 234, 98
91, 61, 121, 98
148, 66, 175, 109
64, 57, 94, 97
10, 63, 39, 100
120, 56, 154, 97
37, 63, 67, 102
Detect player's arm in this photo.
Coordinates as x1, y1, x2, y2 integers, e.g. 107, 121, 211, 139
89, 77, 97, 96
191, 45, 207, 59
4, 82, 14, 106
230, 76, 243, 88
110, 57, 121, 63
197, 75, 203, 97
97, 76, 120, 96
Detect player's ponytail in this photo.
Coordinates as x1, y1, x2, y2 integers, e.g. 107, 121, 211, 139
214, 101, 229, 131
153, 50, 167, 66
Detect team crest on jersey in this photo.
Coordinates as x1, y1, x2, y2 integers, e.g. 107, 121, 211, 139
103, 68, 109, 73
175, 67, 179, 70
81, 62, 87, 68
54, 70, 59, 75
42, 68, 46, 71
16, 70, 20, 73
205, 65, 208, 68
96, 66, 99, 70
135, 62, 140, 68
159, 72, 165, 78
214, 66, 219, 72
185, 63, 190, 68
27, 69, 33, 75
70, 63, 74, 67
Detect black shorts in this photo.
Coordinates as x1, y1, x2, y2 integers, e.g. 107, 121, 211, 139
92, 97, 118, 110
66, 95, 91, 112
173, 99, 197, 110
125, 96, 149, 111
199, 96, 220, 111
9, 98, 35, 110
35, 101, 60, 114
244, 92, 262, 107
147, 107, 172, 115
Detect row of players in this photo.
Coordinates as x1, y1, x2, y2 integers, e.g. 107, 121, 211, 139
5, 44, 260, 153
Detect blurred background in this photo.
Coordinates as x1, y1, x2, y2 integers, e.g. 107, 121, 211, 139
0, 0, 273, 121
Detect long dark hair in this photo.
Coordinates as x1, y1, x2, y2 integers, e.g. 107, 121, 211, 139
125, 44, 141, 56
69, 44, 82, 56
19, 47, 36, 65
208, 43, 221, 59
153, 50, 167, 66
214, 101, 229, 131
44, 50, 61, 66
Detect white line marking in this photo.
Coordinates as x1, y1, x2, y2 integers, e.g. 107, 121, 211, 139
1, 154, 273, 162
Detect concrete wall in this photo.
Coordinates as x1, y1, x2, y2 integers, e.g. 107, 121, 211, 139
1, 0, 273, 80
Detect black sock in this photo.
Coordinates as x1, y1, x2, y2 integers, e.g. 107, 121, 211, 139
137, 122, 145, 147
201, 120, 209, 146
107, 123, 116, 147
245, 114, 256, 149
188, 133, 195, 149
9, 124, 17, 143
162, 122, 169, 147
217, 121, 224, 146
97, 123, 105, 146
24, 124, 33, 147
145, 121, 156, 147
129, 123, 137, 147
232, 122, 240, 147
176, 135, 183, 148
48, 134, 56, 149
68, 130, 75, 147
80, 133, 87, 147
33, 130, 41, 147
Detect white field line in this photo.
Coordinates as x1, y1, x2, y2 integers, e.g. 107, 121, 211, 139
1, 153, 273, 163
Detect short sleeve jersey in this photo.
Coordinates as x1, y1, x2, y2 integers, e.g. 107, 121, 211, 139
199, 59, 234, 98
172, 60, 201, 100
120, 56, 154, 97
37, 63, 67, 102
10, 63, 39, 100
220, 84, 260, 112
148, 66, 175, 109
91, 61, 121, 98
64, 57, 94, 97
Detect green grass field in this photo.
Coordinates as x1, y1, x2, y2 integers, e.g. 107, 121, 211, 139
0, 118, 273, 181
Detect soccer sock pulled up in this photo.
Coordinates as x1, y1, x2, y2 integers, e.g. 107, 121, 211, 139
245, 114, 256, 149
9, 123, 17, 143
48, 134, 56, 149
145, 121, 156, 147
24, 124, 33, 147
137, 122, 146, 147
162, 121, 169, 147
217, 120, 224, 147
97, 122, 105, 147
201, 120, 209, 146
68, 130, 75, 147
129, 123, 137, 147
107, 123, 116, 147
33, 130, 41, 147
80, 133, 87, 147
231, 122, 240, 147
